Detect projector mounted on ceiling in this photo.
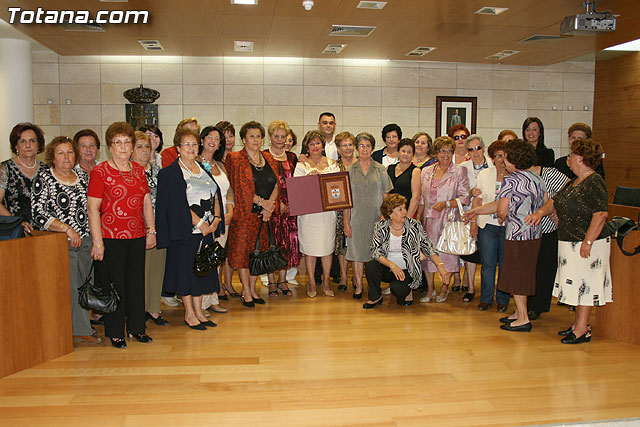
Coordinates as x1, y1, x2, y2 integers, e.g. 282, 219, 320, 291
560, 1, 616, 36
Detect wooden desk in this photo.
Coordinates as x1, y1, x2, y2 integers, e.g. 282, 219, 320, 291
594, 204, 640, 344
0, 231, 73, 377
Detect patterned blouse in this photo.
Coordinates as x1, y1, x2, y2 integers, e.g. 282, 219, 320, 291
0, 159, 47, 223
87, 161, 150, 239
31, 168, 90, 238
145, 163, 160, 211
498, 170, 546, 241
370, 217, 436, 290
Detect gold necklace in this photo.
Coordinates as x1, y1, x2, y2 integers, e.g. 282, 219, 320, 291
247, 151, 265, 170
111, 159, 134, 183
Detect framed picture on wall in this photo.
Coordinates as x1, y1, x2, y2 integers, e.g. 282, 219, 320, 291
435, 96, 477, 137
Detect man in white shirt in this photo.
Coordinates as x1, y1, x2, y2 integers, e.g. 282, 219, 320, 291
318, 112, 338, 160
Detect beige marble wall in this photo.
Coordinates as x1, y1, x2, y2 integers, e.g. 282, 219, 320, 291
32, 51, 594, 159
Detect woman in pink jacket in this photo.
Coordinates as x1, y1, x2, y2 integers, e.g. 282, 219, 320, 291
416, 136, 470, 303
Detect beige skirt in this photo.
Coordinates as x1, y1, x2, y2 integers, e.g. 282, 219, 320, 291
553, 237, 613, 307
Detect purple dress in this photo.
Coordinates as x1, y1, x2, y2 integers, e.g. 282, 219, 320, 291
266, 150, 300, 268
419, 162, 470, 273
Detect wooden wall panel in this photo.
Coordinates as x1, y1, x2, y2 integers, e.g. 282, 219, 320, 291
0, 231, 72, 378
593, 52, 640, 201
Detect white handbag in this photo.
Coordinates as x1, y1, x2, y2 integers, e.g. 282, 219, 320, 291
435, 198, 477, 255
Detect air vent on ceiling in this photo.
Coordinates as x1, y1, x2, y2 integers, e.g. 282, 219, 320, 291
520, 34, 569, 43
357, 1, 387, 9
329, 25, 376, 37
138, 40, 164, 51
323, 43, 347, 54
234, 40, 254, 52
475, 6, 508, 15
486, 49, 520, 60
58, 23, 105, 32
406, 46, 436, 57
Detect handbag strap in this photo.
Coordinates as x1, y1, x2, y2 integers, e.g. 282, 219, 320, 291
253, 220, 276, 253
455, 198, 465, 217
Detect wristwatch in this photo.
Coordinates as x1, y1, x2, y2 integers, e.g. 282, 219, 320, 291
584, 240, 593, 246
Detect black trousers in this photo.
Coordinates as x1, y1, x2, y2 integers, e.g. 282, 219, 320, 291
97, 237, 146, 339
365, 259, 412, 303
528, 230, 558, 313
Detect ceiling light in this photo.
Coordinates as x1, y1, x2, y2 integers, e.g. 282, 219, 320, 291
605, 38, 640, 51
329, 25, 376, 37
357, 1, 387, 9
486, 49, 520, 59
302, 0, 314, 11
234, 41, 254, 52
231, 0, 258, 4
475, 7, 508, 15
406, 46, 437, 57
323, 43, 347, 54
138, 40, 164, 51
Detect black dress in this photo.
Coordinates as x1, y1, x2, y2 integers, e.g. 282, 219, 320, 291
388, 163, 416, 209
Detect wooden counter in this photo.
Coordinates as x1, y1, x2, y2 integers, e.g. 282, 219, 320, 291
0, 231, 72, 377
594, 204, 640, 344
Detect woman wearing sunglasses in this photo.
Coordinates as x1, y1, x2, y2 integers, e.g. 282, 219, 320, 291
458, 135, 492, 302
448, 124, 471, 165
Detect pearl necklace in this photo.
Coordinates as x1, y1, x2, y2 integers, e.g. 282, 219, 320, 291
268, 147, 286, 160
16, 157, 37, 169
179, 157, 202, 178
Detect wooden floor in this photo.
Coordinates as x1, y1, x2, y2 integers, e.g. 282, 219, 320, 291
1, 273, 640, 427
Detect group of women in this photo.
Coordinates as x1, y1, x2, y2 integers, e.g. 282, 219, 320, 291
0, 114, 612, 347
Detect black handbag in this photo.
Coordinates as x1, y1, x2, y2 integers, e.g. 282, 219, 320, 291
78, 260, 120, 314
249, 221, 287, 276
606, 216, 640, 256
0, 216, 25, 241
193, 238, 226, 277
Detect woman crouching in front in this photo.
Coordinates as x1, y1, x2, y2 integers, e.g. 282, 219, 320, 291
363, 194, 450, 309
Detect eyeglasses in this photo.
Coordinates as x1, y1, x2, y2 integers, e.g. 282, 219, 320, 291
493, 153, 505, 159
181, 142, 199, 148
467, 146, 483, 152
439, 149, 454, 154
358, 144, 372, 149
453, 135, 468, 141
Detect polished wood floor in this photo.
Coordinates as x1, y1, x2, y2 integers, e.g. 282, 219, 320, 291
1, 272, 640, 427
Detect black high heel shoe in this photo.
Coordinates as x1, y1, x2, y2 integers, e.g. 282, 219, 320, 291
253, 297, 266, 305
184, 320, 206, 330
145, 312, 169, 326
353, 291, 363, 300
127, 332, 153, 343
224, 284, 241, 298
242, 296, 255, 308
362, 298, 382, 309
558, 324, 591, 336
217, 293, 229, 301
561, 330, 592, 344
110, 338, 127, 349
200, 320, 217, 328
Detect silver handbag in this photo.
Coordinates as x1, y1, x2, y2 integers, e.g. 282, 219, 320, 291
435, 199, 477, 255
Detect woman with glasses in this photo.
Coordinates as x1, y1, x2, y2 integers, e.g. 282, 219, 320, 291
372, 123, 402, 167
448, 124, 471, 165
87, 122, 156, 349
344, 132, 393, 299
416, 136, 470, 303
156, 127, 224, 330
458, 135, 492, 303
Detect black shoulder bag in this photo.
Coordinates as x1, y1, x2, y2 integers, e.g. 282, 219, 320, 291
0, 216, 25, 240
606, 216, 640, 257
78, 260, 120, 314
249, 221, 287, 276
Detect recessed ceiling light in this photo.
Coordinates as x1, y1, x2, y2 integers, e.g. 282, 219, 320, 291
357, 1, 387, 9
234, 41, 254, 52
486, 49, 520, 59
475, 6, 508, 15
138, 40, 164, 51
323, 43, 347, 54
406, 46, 436, 57
329, 25, 376, 37
231, 0, 258, 4
605, 38, 640, 51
